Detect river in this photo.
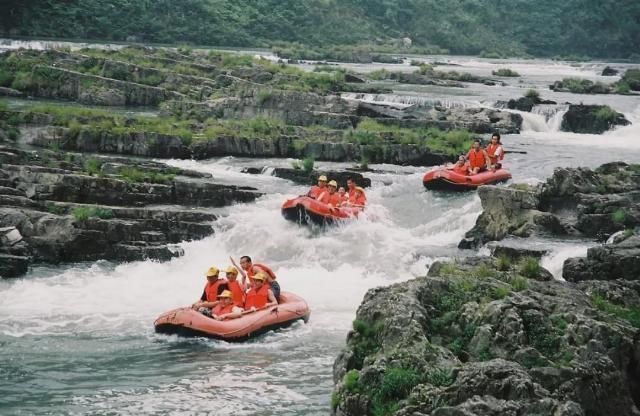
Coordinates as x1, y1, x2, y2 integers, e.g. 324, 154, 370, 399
1, 42, 640, 415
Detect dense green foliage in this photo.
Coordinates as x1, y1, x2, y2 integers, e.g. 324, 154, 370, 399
2, 0, 639, 59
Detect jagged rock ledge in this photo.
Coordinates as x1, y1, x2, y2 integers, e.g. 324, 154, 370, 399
460, 162, 640, 249
332, 256, 640, 416
0, 146, 261, 278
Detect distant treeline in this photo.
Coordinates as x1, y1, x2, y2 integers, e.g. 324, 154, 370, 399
2, 0, 639, 59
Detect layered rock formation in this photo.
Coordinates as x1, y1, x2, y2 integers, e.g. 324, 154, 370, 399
0, 145, 260, 278
332, 257, 640, 416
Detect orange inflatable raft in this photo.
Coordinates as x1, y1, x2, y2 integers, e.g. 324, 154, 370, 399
281, 196, 363, 226
154, 292, 310, 341
423, 167, 512, 191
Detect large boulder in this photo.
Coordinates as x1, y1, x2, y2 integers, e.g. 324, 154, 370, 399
332, 258, 640, 416
561, 104, 630, 134
461, 163, 640, 248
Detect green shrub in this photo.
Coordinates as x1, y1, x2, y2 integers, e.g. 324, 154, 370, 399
474, 263, 495, 278
343, 370, 360, 392
491, 286, 511, 299
83, 158, 102, 176
73, 206, 114, 221
611, 209, 626, 224
425, 368, 454, 387
519, 257, 541, 278
368, 69, 391, 80
496, 255, 512, 271
615, 82, 631, 94
492, 68, 520, 77
510, 276, 529, 291
0, 69, 15, 87
594, 105, 618, 124
438, 263, 459, 275
592, 293, 640, 328
524, 89, 540, 100
302, 157, 314, 174
417, 63, 434, 75
10, 72, 32, 90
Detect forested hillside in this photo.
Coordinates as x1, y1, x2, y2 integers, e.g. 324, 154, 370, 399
2, 0, 639, 59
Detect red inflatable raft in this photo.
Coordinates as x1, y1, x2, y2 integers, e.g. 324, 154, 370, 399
281, 196, 363, 226
154, 292, 310, 341
423, 167, 512, 191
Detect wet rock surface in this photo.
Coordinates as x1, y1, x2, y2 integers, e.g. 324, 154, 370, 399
460, 162, 640, 248
332, 257, 640, 416
0, 145, 261, 278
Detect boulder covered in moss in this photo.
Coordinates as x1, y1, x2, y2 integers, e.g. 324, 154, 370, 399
332, 257, 640, 416
561, 104, 630, 134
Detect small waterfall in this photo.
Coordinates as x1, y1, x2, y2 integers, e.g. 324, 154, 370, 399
261, 166, 276, 176
520, 104, 569, 133
341, 92, 473, 109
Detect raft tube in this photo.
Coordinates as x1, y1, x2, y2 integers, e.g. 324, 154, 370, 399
423, 167, 512, 191
154, 292, 310, 341
281, 196, 363, 226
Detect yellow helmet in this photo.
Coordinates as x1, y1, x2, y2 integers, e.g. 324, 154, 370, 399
253, 272, 268, 281
217, 290, 233, 299
318, 175, 328, 182
225, 266, 238, 274
328, 180, 338, 187
206, 267, 219, 277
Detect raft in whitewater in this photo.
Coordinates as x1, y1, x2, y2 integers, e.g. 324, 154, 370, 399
154, 292, 310, 341
281, 196, 363, 226
422, 167, 512, 191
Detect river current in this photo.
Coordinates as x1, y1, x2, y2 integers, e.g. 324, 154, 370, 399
1, 44, 639, 415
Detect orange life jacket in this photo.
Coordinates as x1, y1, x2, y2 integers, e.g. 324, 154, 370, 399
328, 193, 343, 207
486, 143, 504, 164
317, 191, 331, 204
212, 303, 235, 316
203, 279, 228, 302
308, 186, 325, 199
348, 191, 367, 206
227, 280, 246, 306
467, 149, 487, 169
245, 284, 270, 309
247, 263, 277, 281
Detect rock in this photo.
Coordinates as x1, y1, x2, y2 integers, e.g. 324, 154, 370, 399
0, 87, 24, 97
507, 97, 536, 112
271, 168, 371, 188
561, 104, 630, 134
0, 253, 29, 278
0, 145, 260, 269
602, 66, 619, 76
489, 242, 549, 260
563, 235, 640, 282
332, 257, 640, 416
461, 163, 640, 248
345, 73, 366, 83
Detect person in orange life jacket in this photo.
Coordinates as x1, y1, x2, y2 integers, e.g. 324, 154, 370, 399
449, 155, 470, 175
231, 255, 281, 300
465, 139, 491, 175
346, 186, 367, 207
191, 266, 228, 313
210, 290, 244, 321
224, 266, 246, 307
346, 177, 357, 200
318, 180, 341, 206
307, 175, 328, 199
244, 272, 277, 312
486, 132, 505, 170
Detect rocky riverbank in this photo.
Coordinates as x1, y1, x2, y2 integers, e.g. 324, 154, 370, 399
0, 145, 260, 278
0, 45, 522, 168
332, 255, 640, 416
332, 161, 640, 415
